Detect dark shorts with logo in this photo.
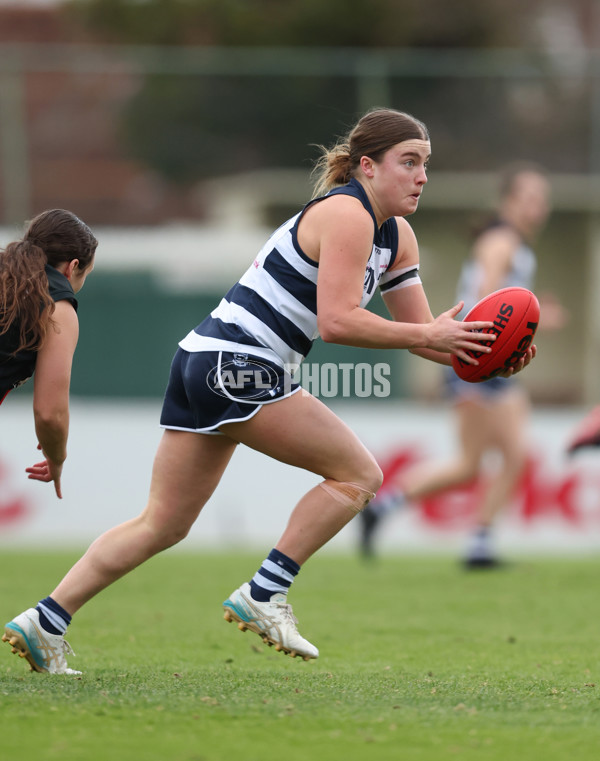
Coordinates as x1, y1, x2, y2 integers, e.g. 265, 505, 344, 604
160, 347, 301, 434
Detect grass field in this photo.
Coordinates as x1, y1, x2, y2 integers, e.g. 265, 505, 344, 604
1, 549, 599, 760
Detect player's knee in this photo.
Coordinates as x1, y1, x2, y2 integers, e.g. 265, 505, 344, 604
318, 470, 381, 516
141, 512, 192, 551
502, 446, 528, 477
163, 524, 192, 548
351, 451, 384, 494
364, 460, 384, 494
457, 457, 479, 484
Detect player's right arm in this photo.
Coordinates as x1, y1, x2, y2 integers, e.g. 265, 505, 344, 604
301, 198, 496, 357
28, 300, 79, 498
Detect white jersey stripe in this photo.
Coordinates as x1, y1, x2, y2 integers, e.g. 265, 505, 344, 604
238, 267, 318, 341
215, 301, 305, 368
178, 331, 286, 366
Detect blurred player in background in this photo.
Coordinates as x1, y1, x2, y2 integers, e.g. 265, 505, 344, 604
0, 209, 97, 499
360, 163, 566, 567
3, 108, 534, 675
566, 406, 600, 454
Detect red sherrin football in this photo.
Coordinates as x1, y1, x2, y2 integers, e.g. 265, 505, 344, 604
451, 287, 540, 383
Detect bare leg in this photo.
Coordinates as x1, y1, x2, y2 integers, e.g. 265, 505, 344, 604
220, 391, 382, 660
52, 430, 237, 614
223, 391, 383, 565
401, 397, 488, 501
475, 390, 530, 527
53, 390, 381, 613
399, 388, 528, 510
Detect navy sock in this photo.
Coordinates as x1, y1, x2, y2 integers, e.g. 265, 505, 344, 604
36, 596, 71, 636
249, 548, 300, 602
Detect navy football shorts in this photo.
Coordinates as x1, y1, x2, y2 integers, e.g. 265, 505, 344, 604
160, 347, 301, 434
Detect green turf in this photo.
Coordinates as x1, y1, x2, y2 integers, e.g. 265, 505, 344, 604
1, 550, 599, 760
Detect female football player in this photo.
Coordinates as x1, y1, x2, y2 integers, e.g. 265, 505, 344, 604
3, 109, 533, 674
1, 209, 97, 499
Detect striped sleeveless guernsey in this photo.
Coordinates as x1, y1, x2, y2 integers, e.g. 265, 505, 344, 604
179, 178, 420, 370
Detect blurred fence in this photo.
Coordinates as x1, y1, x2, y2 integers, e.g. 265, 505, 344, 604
1, 44, 600, 402
3, 43, 600, 224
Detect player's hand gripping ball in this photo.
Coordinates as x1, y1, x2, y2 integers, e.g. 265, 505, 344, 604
452, 287, 540, 383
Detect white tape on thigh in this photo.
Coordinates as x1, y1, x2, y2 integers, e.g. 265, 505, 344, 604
318, 479, 376, 514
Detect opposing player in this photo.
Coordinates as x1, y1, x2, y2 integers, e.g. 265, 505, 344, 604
360, 163, 565, 566
1, 209, 97, 498
3, 108, 533, 674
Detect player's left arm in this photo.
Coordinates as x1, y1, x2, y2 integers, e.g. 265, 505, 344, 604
382, 218, 454, 366
28, 300, 79, 498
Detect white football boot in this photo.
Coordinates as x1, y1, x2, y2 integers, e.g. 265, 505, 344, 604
3, 608, 81, 675
223, 582, 318, 661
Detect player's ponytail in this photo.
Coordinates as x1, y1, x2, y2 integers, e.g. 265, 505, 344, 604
311, 107, 430, 198
0, 239, 53, 354
311, 139, 354, 197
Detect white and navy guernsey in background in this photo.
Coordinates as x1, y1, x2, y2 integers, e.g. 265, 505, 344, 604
179, 178, 421, 372
455, 220, 537, 318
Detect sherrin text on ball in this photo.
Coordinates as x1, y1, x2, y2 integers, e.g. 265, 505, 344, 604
451, 287, 539, 383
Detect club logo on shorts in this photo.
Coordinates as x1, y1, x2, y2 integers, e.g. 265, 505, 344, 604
206, 357, 282, 401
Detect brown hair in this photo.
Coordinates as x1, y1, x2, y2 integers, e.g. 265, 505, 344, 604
311, 107, 430, 197
498, 160, 547, 201
0, 209, 97, 354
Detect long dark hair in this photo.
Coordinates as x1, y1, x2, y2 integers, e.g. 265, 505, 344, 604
0, 209, 97, 354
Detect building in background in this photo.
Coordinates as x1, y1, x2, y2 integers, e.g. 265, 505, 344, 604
0, 0, 599, 404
